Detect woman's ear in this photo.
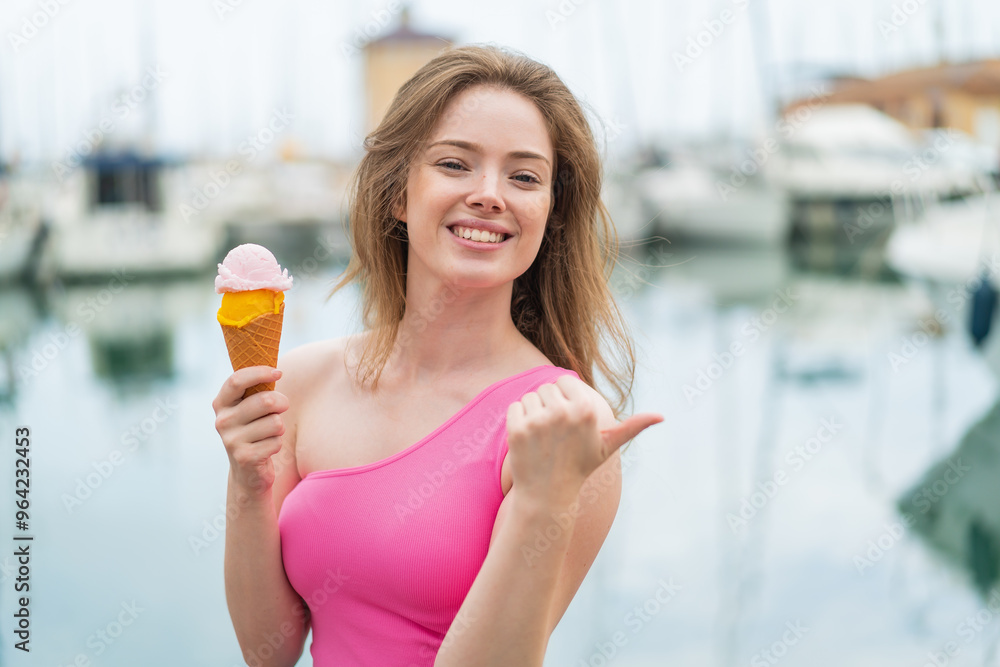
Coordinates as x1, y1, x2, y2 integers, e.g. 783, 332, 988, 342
392, 193, 407, 223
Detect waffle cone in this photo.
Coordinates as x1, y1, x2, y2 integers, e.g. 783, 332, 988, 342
221, 302, 284, 399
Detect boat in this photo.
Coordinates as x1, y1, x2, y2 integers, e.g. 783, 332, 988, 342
204, 156, 352, 259
769, 104, 993, 276
885, 190, 1000, 378
631, 105, 990, 255
0, 166, 47, 284
36, 150, 226, 283
634, 146, 790, 246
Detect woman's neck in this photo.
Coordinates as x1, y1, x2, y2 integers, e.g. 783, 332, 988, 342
388, 278, 528, 384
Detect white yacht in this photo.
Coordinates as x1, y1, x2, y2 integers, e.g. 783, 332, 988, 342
36, 151, 225, 283
634, 145, 789, 246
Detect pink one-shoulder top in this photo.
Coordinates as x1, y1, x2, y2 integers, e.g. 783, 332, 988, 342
277, 364, 579, 666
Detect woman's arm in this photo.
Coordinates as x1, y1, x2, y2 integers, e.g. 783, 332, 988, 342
434, 379, 653, 666
216, 362, 311, 667
224, 469, 310, 667
432, 488, 581, 666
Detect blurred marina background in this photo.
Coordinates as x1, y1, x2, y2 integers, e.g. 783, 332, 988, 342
2, 0, 1000, 665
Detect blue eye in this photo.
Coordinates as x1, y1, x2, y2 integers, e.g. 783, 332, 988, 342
513, 173, 539, 184
438, 160, 464, 170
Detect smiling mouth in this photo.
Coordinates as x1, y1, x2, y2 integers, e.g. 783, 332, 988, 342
448, 225, 509, 244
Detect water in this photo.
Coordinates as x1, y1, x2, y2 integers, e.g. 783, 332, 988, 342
1, 242, 997, 666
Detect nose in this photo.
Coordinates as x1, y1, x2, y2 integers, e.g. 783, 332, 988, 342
465, 172, 506, 214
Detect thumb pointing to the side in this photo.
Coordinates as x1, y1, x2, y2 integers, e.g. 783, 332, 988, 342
599, 412, 664, 457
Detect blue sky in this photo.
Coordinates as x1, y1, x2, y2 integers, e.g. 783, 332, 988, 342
1, 0, 998, 165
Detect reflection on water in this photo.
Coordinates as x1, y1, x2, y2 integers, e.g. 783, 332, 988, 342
0, 287, 45, 405
0, 239, 998, 666
89, 330, 175, 383
900, 399, 1000, 598
47, 279, 216, 387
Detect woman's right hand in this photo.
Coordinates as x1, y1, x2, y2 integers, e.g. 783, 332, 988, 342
212, 365, 289, 496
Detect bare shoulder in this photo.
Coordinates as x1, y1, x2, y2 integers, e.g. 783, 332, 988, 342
276, 337, 346, 398
269, 335, 351, 515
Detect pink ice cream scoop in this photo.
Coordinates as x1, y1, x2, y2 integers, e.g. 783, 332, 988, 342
215, 243, 294, 293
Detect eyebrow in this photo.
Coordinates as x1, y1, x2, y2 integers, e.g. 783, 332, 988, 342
427, 139, 551, 168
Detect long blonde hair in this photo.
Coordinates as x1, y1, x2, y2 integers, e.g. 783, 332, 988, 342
328, 44, 636, 419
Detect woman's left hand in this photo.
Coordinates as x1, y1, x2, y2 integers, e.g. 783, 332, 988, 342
506, 375, 664, 510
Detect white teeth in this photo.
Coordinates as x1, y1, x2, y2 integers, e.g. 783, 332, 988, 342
450, 225, 506, 243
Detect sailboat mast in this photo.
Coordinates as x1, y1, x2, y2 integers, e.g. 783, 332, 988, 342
935, 1, 948, 65
139, 0, 158, 152
747, 0, 775, 131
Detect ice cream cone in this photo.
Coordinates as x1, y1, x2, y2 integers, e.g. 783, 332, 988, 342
221, 301, 285, 398
215, 244, 294, 400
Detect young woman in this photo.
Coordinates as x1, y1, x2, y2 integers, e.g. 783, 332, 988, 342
212, 45, 663, 667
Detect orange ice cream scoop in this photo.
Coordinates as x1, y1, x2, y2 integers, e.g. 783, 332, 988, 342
217, 289, 285, 328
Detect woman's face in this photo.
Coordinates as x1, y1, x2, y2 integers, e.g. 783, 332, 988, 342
397, 84, 555, 290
